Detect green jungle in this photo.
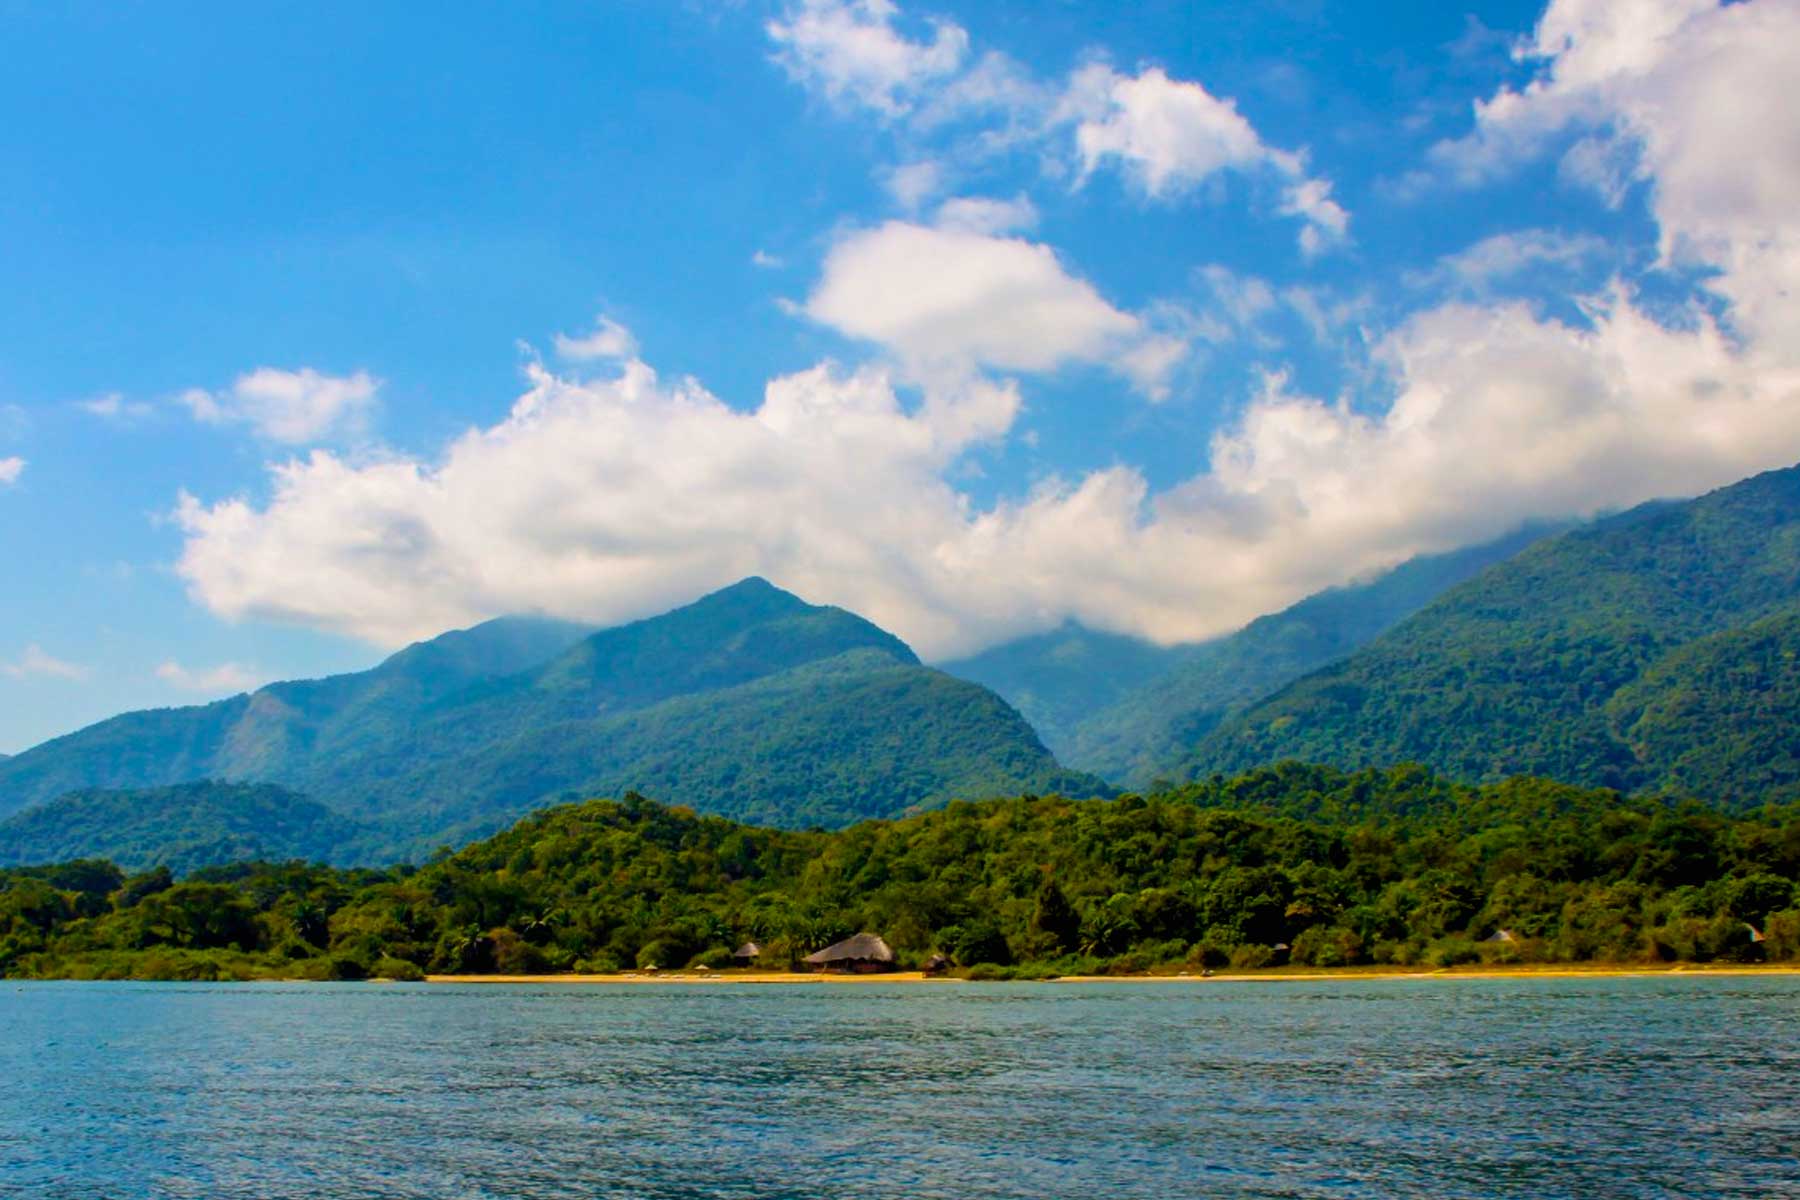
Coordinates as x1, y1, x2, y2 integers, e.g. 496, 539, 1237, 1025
5, 764, 1797, 982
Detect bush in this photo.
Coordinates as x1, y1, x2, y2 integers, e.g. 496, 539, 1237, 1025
574, 953, 623, 974
1763, 910, 1800, 961
1424, 936, 1479, 967
688, 946, 734, 969
371, 957, 423, 981
1228, 943, 1273, 970
1291, 925, 1364, 967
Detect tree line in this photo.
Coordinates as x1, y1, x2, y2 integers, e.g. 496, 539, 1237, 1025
2, 764, 1797, 981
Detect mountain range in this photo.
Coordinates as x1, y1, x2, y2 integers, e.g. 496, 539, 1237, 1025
945, 525, 1557, 787
1184, 464, 1800, 804
0, 579, 1100, 865
5, 460, 1799, 873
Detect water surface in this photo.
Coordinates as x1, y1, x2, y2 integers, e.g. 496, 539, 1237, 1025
3, 976, 1796, 1199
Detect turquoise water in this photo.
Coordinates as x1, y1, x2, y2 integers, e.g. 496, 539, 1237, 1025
2, 976, 1796, 1199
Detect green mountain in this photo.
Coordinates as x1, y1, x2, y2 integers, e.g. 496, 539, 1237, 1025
942, 526, 1555, 788
0, 782, 367, 875
939, 624, 1190, 760
0, 579, 1100, 863
0, 614, 595, 814
1188, 465, 1800, 804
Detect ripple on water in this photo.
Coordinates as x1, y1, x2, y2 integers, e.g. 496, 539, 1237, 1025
1, 977, 1797, 1199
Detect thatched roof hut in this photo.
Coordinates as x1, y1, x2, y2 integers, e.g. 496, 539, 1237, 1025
731, 941, 762, 966
804, 932, 896, 973
922, 953, 951, 975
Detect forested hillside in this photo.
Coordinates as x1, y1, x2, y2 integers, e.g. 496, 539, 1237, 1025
0, 580, 1101, 863
1063, 526, 1558, 785
941, 624, 1189, 759
1187, 466, 1800, 802
0, 782, 366, 876
3, 766, 1794, 981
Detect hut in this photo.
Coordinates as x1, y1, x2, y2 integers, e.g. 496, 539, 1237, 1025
731, 941, 763, 967
804, 932, 897, 974
1481, 929, 1518, 944
922, 953, 951, 976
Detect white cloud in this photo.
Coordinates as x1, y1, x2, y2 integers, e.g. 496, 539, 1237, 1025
78, 392, 155, 423
155, 659, 265, 695
803, 220, 1180, 391
183, 368, 379, 445
3, 645, 88, 681
553, 315, 638, 362
767, 0, 968, 116
932, 194, 1038, 235
1057, 64, 1348, 253
1411, 228, 1611, 293
0, 457, 21, 486
752, 249, 785, 269
883, 160, 944, 210
164, 0, 1800, 664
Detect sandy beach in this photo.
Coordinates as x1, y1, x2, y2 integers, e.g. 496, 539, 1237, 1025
427, 963, 1800, 986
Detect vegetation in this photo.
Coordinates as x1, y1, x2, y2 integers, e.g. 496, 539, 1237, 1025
1189, 466, 1800, 802
946, 526, 1556, 787
941, 623, 1190, 760
0, 580, 1101, 864
5, 765, 1795, 982
0, 782, 368, 875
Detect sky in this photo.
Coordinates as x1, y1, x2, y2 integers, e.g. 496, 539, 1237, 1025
3, 0, 1800, 752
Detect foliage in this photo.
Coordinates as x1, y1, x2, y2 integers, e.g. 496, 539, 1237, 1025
4, 766, 1796, 981
0, 782, 367, 874
1187, 465, 1800, 802
0, 580, 1102, 866
946, 526, 1556, 787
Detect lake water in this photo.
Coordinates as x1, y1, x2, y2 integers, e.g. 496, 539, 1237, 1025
2, 976, 1796, 1199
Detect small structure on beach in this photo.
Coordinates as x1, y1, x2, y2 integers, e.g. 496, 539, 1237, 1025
731, 941, 763, 967
1481, 929, 1518, 944
804, 933, 896, 973
922, 953, 951, 976
1269, 942, 1291, 966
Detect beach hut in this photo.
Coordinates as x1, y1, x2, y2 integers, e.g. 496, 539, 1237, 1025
804, 933, 897, 974
1269, 942, 1291, 966
1481, 929, 1518, 944
1746, 924, 1766, 943
922, 953, 951, 976
731, 941, 763, 967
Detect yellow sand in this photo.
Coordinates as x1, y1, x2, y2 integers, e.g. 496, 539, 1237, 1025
428, 963, 1799, 985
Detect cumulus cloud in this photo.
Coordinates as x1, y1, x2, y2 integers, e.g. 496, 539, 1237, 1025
3, 644, 88, 681
554, 315, 638, 362
803, 219, 1182, 392
0, 457, 21, 486
1058, 64, 1348, 253
767, 0, 967, 116
155, 659, 265, 695
883, 160, 944, 209
182, 368, 379, 445
167, 0, 1800, 662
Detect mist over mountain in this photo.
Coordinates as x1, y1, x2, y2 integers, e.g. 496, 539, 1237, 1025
1186, 465, 1800, 804
944, 526, 1559, 788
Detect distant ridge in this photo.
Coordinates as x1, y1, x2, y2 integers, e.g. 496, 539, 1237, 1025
0, 578, 1102, 865
944, 525, 1559, 788
1185, 463, 1800, 804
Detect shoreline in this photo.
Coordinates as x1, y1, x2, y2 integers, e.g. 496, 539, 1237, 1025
425, 962, 1800, 986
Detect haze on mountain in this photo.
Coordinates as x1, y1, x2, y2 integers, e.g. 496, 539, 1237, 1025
1185, 464, 1800, 805
0, 579, 1101, 866
944, 524, 1560, 789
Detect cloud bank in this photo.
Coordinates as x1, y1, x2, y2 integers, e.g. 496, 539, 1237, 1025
172, 0, 1800, 661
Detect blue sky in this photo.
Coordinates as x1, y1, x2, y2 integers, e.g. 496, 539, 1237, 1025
4, 0, 1798, 752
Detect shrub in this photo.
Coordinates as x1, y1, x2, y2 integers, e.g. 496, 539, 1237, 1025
372, 956, 424, 982
1424, 936, 1479, 967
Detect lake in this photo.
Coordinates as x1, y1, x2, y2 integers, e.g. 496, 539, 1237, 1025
3, 976, 1796, 1199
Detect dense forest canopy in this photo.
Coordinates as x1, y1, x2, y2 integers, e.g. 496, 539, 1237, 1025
1187, 467, 1800, 800
4, 764, 1795, 982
